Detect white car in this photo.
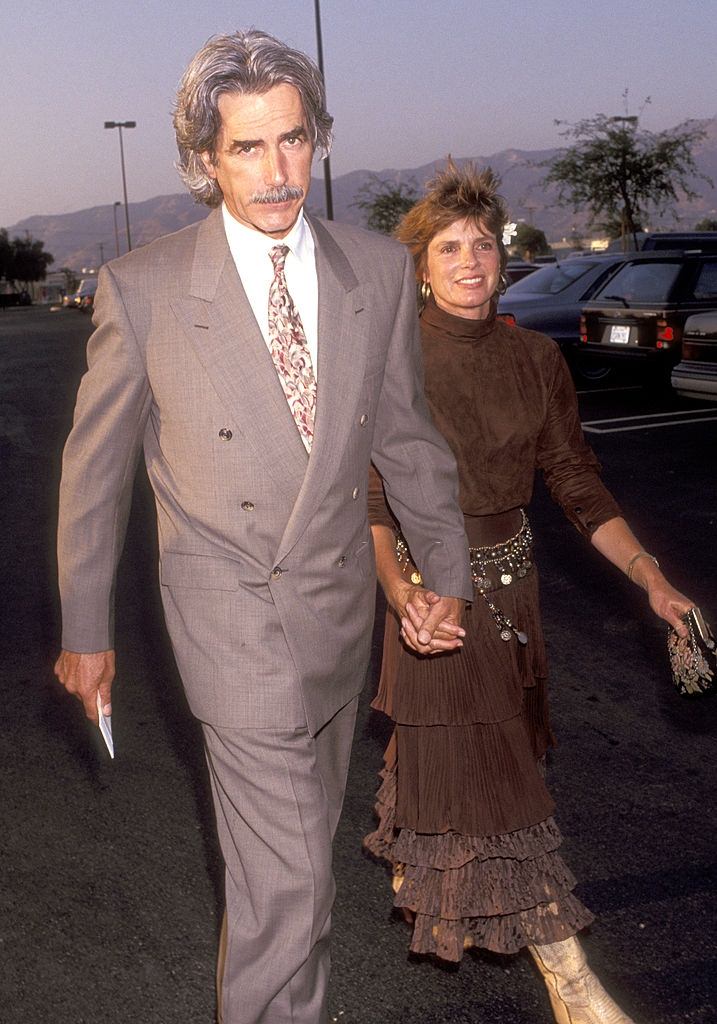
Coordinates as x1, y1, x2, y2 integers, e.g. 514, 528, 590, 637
671, 311, 717, 402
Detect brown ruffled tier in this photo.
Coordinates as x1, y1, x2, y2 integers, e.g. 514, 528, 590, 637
394, 716, 555, 835
364, 766, 594, 962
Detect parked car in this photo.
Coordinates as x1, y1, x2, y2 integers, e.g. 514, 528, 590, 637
641, 232, 717, 253
64, 277, 98, 312
670, 311, 717, 402
0, 289, 31, 308
605, 232, 717, 254
577, 251, 717, 380
505, 259, 539, 284
498, 253, 628, 380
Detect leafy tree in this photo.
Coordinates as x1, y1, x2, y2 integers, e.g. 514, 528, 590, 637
0, 231, 54, 290
352, 175, 419, 235
513, 223, 550, 261
543, 107, 711, 251
0, 229, 12, 282
599, 214, 644, 242
695, 217, 717, 232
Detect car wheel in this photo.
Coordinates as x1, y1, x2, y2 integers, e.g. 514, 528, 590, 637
572, 354, 612, 384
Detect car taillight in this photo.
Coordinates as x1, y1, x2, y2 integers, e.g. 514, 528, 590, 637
656, 318, 681, 348
579, 314, 587, 343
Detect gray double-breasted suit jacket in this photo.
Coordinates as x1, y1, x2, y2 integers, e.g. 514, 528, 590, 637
58, 207, 472, 734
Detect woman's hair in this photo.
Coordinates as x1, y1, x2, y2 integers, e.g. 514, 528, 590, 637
396, 158, 510, 284
173, 29, 334, 206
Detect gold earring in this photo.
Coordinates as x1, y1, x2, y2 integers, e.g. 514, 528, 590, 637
420, 280, 432, 304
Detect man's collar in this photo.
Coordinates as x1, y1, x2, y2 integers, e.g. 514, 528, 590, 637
221, 204, 312, 259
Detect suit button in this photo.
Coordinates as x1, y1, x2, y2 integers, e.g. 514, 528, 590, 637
271, 566, 283, 579
359, 414, 368, 426
352, 486, 360, 500
241, 501, 255, 511
218, 428, 233, 441
337, 555, 347, 567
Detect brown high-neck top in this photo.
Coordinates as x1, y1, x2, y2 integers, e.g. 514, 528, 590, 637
371, 298, 620, 539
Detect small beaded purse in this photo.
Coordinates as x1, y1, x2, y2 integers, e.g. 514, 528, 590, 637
667, 607, 716, 697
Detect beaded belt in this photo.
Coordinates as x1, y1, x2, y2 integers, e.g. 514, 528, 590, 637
470, 509, 532, 644
395, 509, 533, 646
470, 508, 533, 592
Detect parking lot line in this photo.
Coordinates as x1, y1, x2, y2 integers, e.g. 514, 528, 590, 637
582, 407, 717, 433
575, 385, 642, 395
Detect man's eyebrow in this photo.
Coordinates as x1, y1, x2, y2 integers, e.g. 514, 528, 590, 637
280, 124, 307, 141
226, 125, 307, 152
227, 137, 261, 152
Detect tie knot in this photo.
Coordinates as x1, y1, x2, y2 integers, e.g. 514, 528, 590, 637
269, 244, 290, 272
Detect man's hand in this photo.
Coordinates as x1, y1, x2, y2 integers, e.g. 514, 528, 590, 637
401, 593, 466, 655
54, 649, 115, 724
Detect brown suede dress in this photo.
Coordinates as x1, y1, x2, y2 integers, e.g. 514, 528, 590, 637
363, 297, 622, 962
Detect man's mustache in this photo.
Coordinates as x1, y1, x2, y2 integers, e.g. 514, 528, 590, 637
251, 185, 305, 204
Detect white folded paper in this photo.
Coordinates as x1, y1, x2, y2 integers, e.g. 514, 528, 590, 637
96, 691, 114, 759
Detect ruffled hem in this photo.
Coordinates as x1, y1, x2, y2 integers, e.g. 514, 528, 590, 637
409, 893, 594, 961
363, 766, 593, 962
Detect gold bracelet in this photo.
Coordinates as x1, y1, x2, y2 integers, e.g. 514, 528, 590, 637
626, 550, 659, 582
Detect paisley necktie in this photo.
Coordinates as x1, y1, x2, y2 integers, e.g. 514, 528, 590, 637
267, 244, 316, 453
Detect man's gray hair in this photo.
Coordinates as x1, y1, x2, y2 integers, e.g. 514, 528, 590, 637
174, 29, 334, 207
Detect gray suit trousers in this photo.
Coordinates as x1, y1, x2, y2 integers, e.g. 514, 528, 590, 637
203, 697, 359, 1024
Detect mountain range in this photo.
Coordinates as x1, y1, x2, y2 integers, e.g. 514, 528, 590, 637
9, 117, 717, 272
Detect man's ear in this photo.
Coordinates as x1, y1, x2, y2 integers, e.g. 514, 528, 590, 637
200, 152, 217, 180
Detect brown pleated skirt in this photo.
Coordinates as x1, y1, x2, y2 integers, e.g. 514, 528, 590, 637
363, 511, 594, 961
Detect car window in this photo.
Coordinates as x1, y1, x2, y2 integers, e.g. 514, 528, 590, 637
594, 261, 681, 303
692, 261, 717, 300
505, 260, 599, 295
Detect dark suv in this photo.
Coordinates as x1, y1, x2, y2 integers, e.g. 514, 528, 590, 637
577, 251, 717, 377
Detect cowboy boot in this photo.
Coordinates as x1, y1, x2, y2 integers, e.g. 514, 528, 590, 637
528, 937, 636, 1024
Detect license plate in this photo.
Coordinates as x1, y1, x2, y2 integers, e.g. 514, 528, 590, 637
609, 324, 630, 345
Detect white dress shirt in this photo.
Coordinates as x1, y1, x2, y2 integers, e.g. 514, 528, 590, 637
222, 205, 319, 376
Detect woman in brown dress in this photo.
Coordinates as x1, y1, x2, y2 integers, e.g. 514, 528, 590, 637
364, 161, 693, 1024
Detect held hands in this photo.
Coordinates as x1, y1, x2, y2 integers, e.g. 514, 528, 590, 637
385, 578, 465, 655
54, 649, 115, 724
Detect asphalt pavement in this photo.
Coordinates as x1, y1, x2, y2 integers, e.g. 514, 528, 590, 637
1, 307, 715, 1024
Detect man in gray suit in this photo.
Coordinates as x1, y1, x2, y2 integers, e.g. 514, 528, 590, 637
55, 30, 472, 1024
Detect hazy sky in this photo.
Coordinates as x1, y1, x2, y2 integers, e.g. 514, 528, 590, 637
2, 0, 715, 227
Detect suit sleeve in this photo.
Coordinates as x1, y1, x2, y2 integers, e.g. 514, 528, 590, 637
370, 250, 472, 600
57, 264, 152, 651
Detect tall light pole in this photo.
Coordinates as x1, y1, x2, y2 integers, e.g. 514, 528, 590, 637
313, 0, 333, 219
104, 120, 136, 251
112, 200, 121, 257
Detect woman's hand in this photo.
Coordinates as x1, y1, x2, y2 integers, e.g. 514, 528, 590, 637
632, 562, 693, 635
591, 517, 693, 636
383, 577, 465, 654
404, 590, 466, 654
371, 523, 465, 655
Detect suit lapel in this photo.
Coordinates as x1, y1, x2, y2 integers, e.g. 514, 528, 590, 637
170, 209, 309, 502
276, 218, 370, 562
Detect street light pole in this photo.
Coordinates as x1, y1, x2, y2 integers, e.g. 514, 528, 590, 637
313, 0, 333, 220
112, 201, 121, 257
104, 120, 136, 251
